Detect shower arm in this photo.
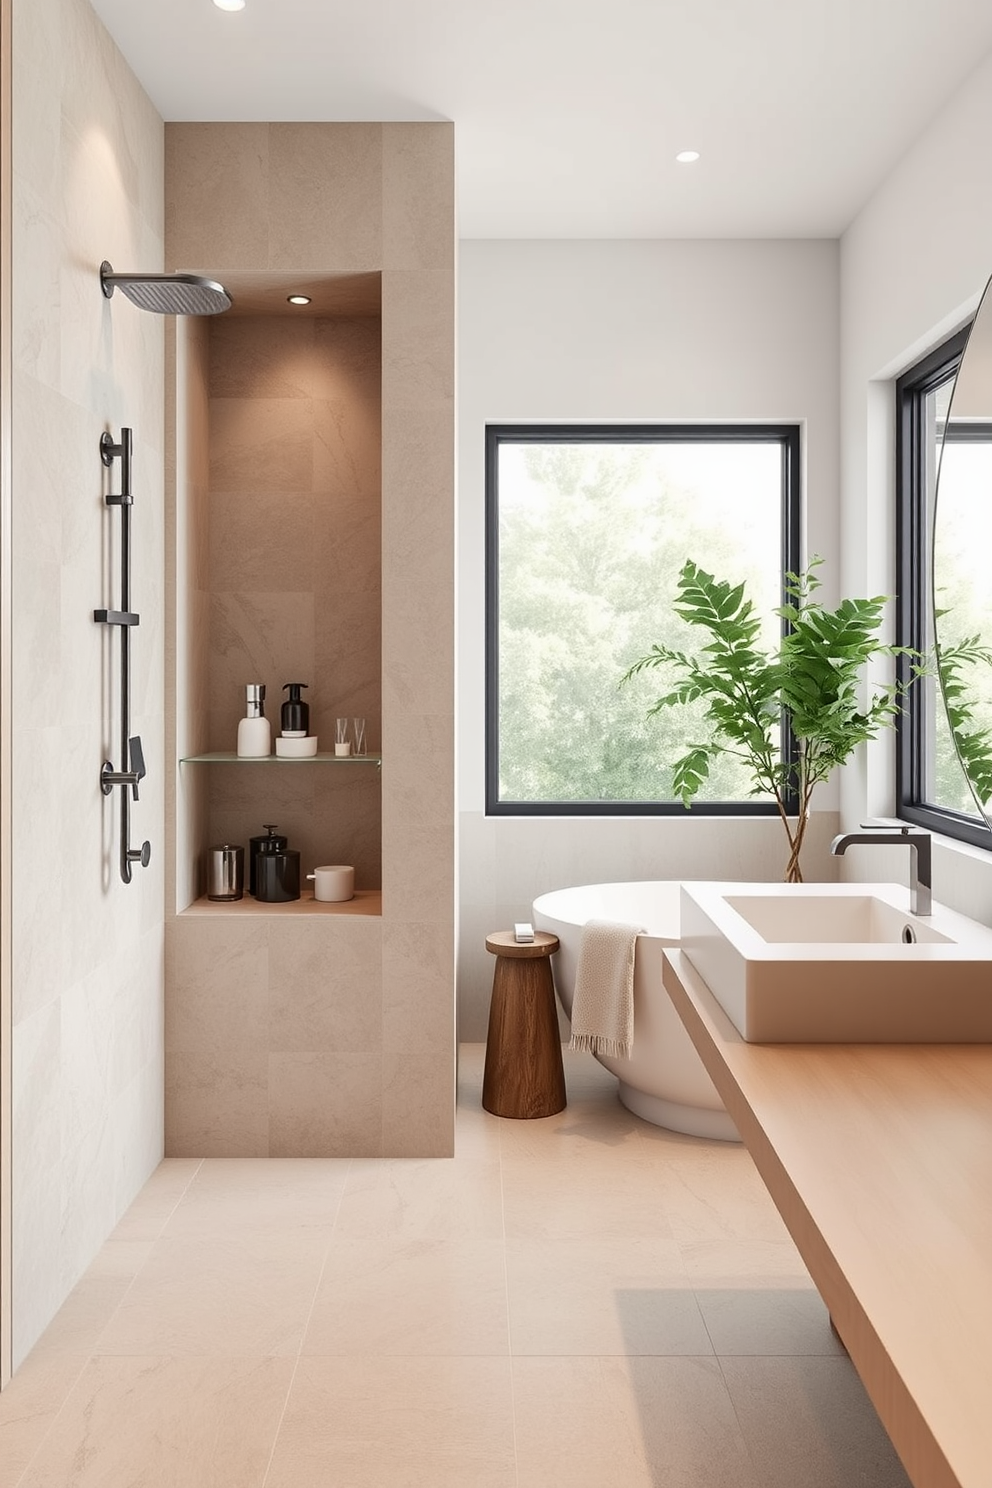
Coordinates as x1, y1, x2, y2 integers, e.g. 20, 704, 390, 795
95, 427, 150, 884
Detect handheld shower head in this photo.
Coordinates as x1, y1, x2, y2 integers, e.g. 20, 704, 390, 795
100, 261, 232, 316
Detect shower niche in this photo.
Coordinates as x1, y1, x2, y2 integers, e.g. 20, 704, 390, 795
171, 275, 383, 915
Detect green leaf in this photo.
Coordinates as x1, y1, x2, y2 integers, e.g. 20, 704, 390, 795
622, 556, 920, 834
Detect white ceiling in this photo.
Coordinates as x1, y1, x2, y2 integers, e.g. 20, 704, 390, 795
89, 0, 992, 239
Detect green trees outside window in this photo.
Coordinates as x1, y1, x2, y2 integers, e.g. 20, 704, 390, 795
487, 426, 799, 814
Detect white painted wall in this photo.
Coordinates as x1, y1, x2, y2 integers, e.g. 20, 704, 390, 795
11, 0, 165, 1364
457, 240, 841, 1036
840, 49, 992, 916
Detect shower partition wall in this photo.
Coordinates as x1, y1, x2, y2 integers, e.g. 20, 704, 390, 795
163, 121, 456, 1160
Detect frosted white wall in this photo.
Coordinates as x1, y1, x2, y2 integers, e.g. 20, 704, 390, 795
457, 240, 841, 1036
11, 0, 165, 1364
840, 49, 992, 917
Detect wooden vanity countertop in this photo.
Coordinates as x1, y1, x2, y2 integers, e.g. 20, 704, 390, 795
662, 948, 992, 1488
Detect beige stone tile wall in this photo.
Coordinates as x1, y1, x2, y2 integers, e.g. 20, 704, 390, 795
165, 913, 384, 1157
11, 0, 166, 1365
165, 122, 454, 1157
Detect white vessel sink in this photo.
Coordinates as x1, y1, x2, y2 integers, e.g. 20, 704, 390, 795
679, 881, 992, 1043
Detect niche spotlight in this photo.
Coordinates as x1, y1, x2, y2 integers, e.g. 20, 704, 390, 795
287, 294, 312, 306
213, 0, 246, 11
675, 150, 701, 164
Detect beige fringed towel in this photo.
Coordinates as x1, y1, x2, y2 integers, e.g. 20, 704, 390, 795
568, 918, 645, 1058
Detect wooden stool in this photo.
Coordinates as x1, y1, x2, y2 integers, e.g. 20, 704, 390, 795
482, 931, 566, 1118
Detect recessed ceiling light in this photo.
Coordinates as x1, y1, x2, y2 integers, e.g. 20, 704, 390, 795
213, 0, 246, 11
675, 150, 701, 164
287, 294, 311, 306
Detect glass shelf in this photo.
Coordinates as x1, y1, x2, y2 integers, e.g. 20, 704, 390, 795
179, 751, 382, 766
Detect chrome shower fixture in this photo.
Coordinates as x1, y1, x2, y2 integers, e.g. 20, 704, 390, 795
100, 261, 232, 315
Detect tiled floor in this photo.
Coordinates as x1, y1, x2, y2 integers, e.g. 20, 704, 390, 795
0, 1045, 912, 1487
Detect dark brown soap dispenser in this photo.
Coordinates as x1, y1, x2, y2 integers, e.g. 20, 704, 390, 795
281, 682, 310, 738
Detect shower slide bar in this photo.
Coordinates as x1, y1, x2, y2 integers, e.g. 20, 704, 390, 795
95, 426, 150, 884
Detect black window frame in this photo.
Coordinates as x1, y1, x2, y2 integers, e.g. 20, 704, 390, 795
895, 327, 992, 849
484, 422, 803, 817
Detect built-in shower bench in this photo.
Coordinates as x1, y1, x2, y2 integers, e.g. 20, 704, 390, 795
663, 949, 992, 1488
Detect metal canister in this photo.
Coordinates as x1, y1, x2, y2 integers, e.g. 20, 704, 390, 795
249, 824, 288, 896
207, 844, 244, 901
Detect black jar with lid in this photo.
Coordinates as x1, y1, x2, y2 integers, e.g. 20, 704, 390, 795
249, 824, 288, 897
255, 849, 301, 903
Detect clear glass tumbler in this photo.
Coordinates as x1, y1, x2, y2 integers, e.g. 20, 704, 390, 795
352, 717, 366, 755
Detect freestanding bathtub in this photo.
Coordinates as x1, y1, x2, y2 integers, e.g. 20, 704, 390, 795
532, 881, 739, 1141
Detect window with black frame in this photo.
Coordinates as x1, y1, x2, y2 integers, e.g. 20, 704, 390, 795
896, 327, 992, 847
485, 423, 801, 816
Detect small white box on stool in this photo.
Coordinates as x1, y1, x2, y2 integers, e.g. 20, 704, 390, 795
514, 922, 534, 943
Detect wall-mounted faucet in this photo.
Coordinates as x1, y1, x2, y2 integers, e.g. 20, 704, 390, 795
829, 823, 932, 916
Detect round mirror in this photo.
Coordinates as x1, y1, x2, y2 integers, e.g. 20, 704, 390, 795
932, 274, 992, 826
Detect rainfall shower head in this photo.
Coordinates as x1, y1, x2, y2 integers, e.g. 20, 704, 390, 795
100, 261, 232, 315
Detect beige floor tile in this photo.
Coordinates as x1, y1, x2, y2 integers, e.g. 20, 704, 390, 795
634, 1118, 741, 1160
453, 1101, 504, 1160
110, 1159, 202, 1240
720, 1355, 913, 1488
454, 1049, 505, 1158
513, 1355, 761, 1488
94, 1232, 328, 1357
0, 1352, 89, 1488
8, 1044, 887, 1488
654, 1147, 796, 1246
265, 1355, 517, 1487
303, 1236, 510, 1355
160, 1156, 352, 1238
16, 1355, 293, 1488
501, 1151, 677, 1241
696, 1284, 845, 1356
334, 1157, 505, 1239
496, 1095, 647, 1163
677, 1237, 812, 1282
506, 1237, 706, 1357
82, 1238, 156, 1281
29, 1278, 133, 1359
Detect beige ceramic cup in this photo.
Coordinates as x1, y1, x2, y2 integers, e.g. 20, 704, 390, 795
307, 864, 355, 902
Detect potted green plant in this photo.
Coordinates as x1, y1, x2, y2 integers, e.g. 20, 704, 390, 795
621, 558, 915, 882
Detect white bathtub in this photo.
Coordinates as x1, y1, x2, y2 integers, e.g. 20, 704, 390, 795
532, 881, 739, 1141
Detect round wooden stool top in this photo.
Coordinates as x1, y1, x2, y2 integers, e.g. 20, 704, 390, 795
485, 931, 559, 959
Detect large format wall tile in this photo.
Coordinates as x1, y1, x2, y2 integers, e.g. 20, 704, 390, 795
165, 1050, 270, 1158
267, 916, 382, 1054
267, 125, 383, 271
11, 0, 167, 1365
209, 315, 317, 400
165, 124, 269, 271
166, 123, 453, 1158
382, 124, 456, 273
269, 1052, 385, 1158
